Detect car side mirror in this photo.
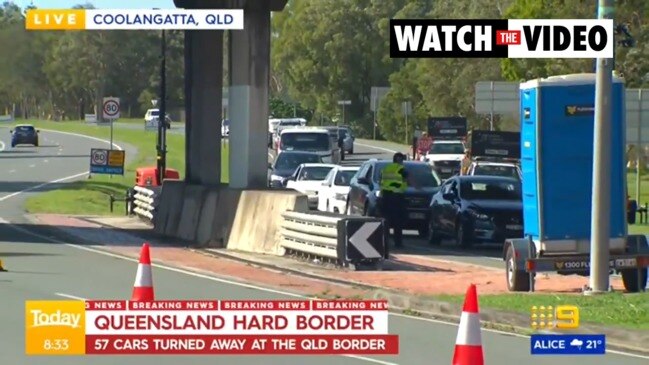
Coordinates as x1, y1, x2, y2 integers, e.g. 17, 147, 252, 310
36, 130, 40, 133
9, 130, 12, 133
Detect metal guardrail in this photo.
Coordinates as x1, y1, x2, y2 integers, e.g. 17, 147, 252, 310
280, 211, 386, 269
132, 186, 156, 221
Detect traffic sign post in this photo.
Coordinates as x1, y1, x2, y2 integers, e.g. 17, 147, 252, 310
89, 148, 125, 175
402, 101, 412, 144
475, 81, 519, 130
103, 97, 120, 178
337, 100, 351, 126
371, 87, 390, 140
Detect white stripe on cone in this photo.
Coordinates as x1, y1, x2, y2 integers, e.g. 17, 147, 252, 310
455, 312, 482, 346
133, 263, 153, 287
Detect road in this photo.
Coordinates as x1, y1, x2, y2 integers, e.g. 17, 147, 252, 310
0, 125, 647, 364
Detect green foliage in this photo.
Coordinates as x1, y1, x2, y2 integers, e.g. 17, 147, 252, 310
0, 3, 184, 120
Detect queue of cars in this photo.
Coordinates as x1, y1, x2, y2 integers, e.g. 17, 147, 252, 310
267, 123, 525, 250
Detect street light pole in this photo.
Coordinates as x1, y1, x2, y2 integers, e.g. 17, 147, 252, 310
587, 0, 615, 294
156, 28, 167, 185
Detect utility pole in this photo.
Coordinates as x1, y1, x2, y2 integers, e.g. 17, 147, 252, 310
156, 28, 167, 185
587, 0, 615, 294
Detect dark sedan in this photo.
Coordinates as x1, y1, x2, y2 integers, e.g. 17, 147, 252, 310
10, 124, 39, 147
346, 159, 442, 238
267, 151, 323, 188
428, 175, 523, 248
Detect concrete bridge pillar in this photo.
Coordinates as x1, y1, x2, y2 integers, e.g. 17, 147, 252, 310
184, 29, 223, 185
227, 3, 272, 188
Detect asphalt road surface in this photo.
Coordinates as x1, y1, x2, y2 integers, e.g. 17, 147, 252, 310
0, 126, 647, 364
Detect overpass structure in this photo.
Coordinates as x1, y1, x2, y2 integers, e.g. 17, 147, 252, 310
152, 0, 305, 252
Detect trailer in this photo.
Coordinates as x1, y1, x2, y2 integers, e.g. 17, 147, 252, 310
503, 73, 649, 292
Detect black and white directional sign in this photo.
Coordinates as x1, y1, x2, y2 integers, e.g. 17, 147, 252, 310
339, 219, 386, 261
102, 97, 120, 119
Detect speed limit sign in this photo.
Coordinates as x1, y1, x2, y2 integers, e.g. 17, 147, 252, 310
102, 97, 120, 119
91, 149, 108, 165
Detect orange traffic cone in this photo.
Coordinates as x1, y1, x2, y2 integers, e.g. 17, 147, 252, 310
131, 243, 154, 301
452, 284, 484, 365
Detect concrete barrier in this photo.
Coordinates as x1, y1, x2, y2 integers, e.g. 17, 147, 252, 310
226, 189, 308, 255
176, 184, 207, 241
153, 179, 185, 236
153, 181, 310, 255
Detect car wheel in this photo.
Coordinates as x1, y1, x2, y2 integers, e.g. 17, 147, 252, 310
506, 245, 530, 292
621, 268, 648, 293
428, 219, 441, 245
456, 221, 473, 248
34, 140, 38, 147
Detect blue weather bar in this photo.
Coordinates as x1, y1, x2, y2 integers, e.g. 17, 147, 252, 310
530, 334, 606, 355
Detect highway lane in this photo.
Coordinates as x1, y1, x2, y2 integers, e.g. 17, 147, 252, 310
1, 227, 647, 365
0, 126, 137, 220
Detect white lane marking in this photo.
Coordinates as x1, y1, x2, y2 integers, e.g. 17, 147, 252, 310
43, 160, 48, 163
3, 221, 645, 361
0, 172, 90, 202
55, 292, 85, 300
8, 169, 15, 173
0, 128, 124, 203
0, 140, 5, 151
4, 130, 646, 360
355, 142, 397, 153
29, 164, 35, 168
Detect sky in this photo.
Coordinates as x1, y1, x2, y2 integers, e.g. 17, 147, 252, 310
12, 0, 176, 9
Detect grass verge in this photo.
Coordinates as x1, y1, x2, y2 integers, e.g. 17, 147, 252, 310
22, 120, 227, 215
435, 292, 649, 330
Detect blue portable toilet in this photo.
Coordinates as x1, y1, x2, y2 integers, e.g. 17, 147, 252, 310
501, 73, 649, 293
519, 73, 626, 246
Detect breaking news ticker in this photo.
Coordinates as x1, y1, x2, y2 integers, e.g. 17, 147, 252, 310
25, 300, 399, 356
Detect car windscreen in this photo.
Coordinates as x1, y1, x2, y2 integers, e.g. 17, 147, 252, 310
460, 180, 522, 200
298, 166, 334, 181
16, 126, 34, 132
473, 165, 520, 179
373, 163, 440, 188
150, 110, 159, 116
429, 142, 464, 154
334, 170, 357, 186
274, 153, 321, 170
280, 133, 330, 151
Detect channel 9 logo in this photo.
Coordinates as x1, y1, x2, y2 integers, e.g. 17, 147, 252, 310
530, 305, 579, 330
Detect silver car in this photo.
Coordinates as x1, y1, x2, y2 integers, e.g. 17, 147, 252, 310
337, 126, 354, 154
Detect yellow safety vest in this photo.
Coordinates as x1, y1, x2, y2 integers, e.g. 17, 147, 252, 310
380, 163, 407, 193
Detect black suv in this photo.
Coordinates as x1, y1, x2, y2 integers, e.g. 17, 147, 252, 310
346, 159, 442, 237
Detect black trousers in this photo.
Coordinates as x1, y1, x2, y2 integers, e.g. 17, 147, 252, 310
380, 191, 406, 257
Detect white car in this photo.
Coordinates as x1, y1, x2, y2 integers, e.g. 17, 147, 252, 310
422, 139, 466, 179
467, 160, 522, 180
285, 163, 337, 209
316, 166, 359, 213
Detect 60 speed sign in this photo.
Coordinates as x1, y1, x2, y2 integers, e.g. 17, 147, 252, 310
102, 97, 120, 119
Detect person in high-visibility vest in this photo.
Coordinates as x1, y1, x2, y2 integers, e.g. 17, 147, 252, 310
460, 148, 472, 175
379, 153, 410, 255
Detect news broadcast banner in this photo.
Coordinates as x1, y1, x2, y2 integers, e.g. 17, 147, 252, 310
26, 300, 399, 355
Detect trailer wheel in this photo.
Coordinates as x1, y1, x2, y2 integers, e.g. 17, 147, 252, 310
621, 268, 648, 293
505, 245, 530, 292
